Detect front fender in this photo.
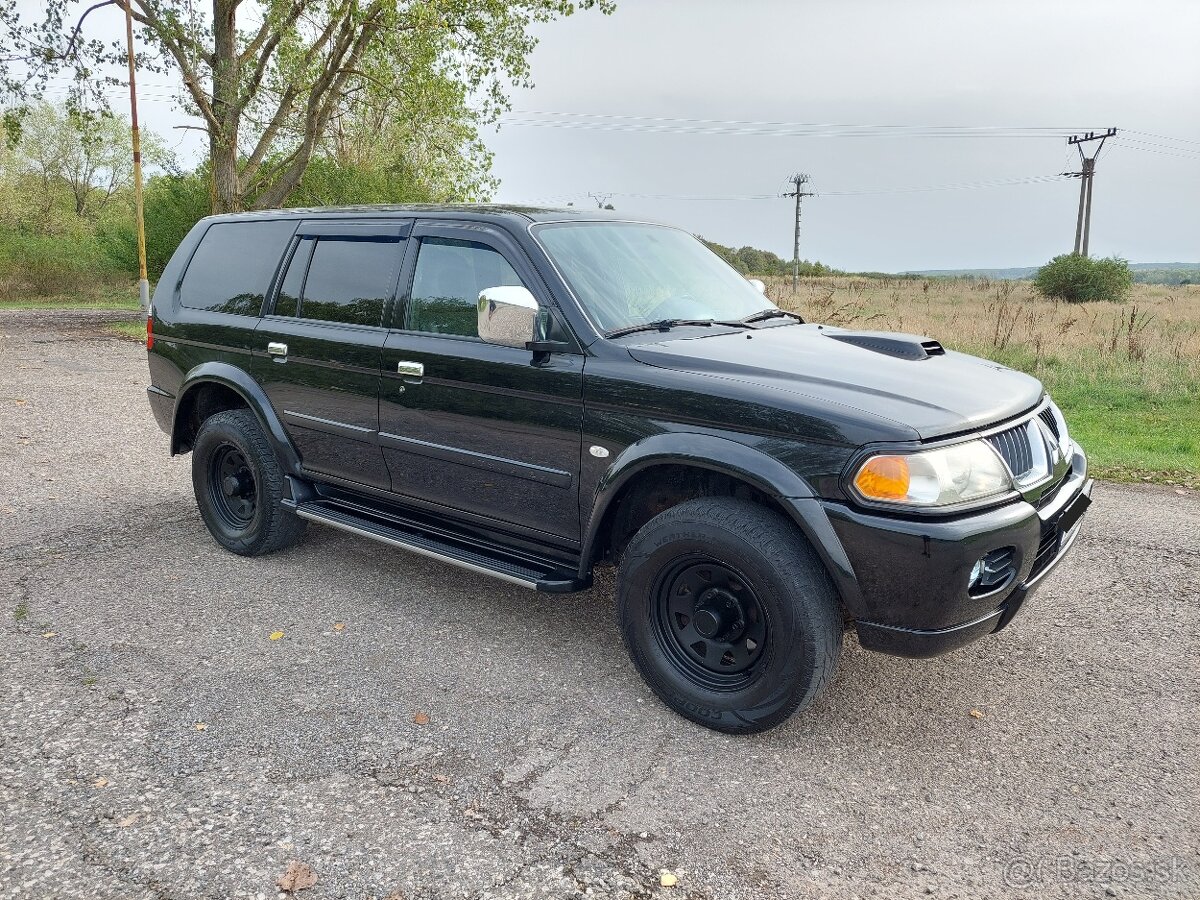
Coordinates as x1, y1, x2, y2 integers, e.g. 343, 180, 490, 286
172, 361, 302, 476
580, 433, 863, 612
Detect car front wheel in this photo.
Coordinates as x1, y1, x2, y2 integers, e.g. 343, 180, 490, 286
192, 408, 306, 556
617, 497, 841, 734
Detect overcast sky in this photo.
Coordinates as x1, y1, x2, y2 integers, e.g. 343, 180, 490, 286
36, 0, 1200, 271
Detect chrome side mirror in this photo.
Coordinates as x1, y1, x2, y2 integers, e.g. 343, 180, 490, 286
748, 278, 766, 294
478, 286, 539, 349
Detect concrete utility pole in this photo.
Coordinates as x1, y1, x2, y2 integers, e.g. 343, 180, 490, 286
1067, 129, 1117, 256
782, 173, 814, 292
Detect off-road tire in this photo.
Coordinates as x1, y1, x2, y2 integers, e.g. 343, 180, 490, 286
617, 497, 841, 734
192, 409, 307, 556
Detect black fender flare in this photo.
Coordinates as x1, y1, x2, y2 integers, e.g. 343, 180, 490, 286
171, 361, 303, 476
579, 433, 863, 612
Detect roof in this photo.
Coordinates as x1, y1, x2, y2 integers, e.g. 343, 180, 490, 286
200, 203, 646, 226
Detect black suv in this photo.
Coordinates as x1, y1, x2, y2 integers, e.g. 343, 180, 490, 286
146, 205, 1092, 733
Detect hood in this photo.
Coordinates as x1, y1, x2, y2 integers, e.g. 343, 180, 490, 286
627, 323, 1044, 440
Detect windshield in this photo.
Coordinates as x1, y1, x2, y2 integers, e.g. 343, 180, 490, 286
534, 222, 777, 334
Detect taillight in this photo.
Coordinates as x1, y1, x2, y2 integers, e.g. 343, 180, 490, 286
146, 314, 154, 350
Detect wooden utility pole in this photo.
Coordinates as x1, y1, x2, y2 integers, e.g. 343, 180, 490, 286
123, 0, 149, 312
783, 173, 814, 292
1067, 129, 1116, 256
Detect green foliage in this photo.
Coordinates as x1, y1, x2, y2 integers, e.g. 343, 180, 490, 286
0, 226, 124, 298
701, 238, 840, 277
1033, 253, 1133, 303
0, 0, 613, 212
100, 171, 211, 279
0, 101, 170, 232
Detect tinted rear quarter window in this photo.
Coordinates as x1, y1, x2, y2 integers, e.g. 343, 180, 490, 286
179, 220, 296, 315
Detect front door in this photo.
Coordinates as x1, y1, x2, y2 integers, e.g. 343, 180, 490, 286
379, 222, 584, 543
254, 221, 408, 489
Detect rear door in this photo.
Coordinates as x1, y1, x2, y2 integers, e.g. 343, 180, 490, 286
254, 220, 408, 489
379, 221, 584, 543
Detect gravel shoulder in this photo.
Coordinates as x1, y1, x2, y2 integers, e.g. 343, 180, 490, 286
1, 309, 1196, 900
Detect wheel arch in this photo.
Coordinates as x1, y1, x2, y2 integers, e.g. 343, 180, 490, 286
171, 362, 302, 476
581, 434, 863, 615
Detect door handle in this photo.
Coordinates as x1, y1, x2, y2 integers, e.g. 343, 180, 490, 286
396, 361, 424, 378
267, 342, 288, 357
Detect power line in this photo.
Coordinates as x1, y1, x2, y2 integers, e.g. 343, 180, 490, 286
581, 174, 1076, 202
498, 112, 1095, 139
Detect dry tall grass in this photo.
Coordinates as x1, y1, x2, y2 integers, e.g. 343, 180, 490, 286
765, 276, 1200, 389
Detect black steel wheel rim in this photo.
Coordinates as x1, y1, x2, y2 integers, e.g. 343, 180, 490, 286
651, 555, 769, 691
208, 443, 257, 529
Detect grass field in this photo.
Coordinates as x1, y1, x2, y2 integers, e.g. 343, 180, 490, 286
0, 284, 140, 310
766, 276, 1200, 488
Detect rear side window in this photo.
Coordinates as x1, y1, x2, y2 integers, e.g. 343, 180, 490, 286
408, 237, 525, 337
274, 237, 398, 327
179, 220, 295, 315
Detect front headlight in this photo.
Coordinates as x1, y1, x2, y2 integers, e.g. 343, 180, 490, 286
852, 440, 1014, 508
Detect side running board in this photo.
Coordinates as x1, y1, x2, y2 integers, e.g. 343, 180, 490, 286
289, 500, 589, 593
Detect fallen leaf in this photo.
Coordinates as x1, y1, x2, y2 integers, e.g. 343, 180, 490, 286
969, 709, 984, 719
660, 869, 679, 888
276, 859, 319, 893
383, 892, 406, 900
13, 399, 26, 405
42, 631, 57, 638
412, 712, 430, 726
194, 722, 208, 732
269, 630, 284, 641
116, 814, 139, 828
93, 777, 109, 788
333, 622, 346, 631
432, 773, 451, 784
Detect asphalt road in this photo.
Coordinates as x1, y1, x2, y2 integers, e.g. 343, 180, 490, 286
1, 309, 1196, 900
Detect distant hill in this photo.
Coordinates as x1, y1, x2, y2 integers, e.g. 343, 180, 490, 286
905, 262, 1200, 285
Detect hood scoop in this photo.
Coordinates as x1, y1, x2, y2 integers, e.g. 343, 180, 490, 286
824, 330, 945, 360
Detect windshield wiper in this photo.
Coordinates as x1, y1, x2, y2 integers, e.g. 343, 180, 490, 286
605, 318, 716, 338
740, 308, 805, 324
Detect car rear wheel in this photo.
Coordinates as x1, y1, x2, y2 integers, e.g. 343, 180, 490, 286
192, 409, 306, 556
617, 497, 841, 734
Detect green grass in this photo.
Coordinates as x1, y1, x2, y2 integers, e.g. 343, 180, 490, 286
959, 346, 1200, 488
105, 320, 147, 341
0, 285, 140, 310
1043, 377, 1200, 488
13, 601, 29, 622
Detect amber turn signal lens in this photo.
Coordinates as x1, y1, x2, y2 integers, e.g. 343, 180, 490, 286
854, 455, 910, 500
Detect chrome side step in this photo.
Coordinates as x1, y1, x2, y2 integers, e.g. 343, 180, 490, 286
291, 500, 588, 593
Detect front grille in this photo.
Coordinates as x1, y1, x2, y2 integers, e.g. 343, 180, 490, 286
1038, 407, 1060, 439
1035, 469, 1070, 508
1029, 520, 1061, 579
986, 424, 1034, 478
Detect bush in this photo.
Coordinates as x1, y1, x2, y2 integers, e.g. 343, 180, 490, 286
101, 172, 210, 279
1033, 254, 1133, 303
0, 227, 126, 298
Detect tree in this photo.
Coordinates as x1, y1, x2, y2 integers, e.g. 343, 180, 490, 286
9, 101, 170, 225
1, 0, 613, 213
1033, 254, 1133, 303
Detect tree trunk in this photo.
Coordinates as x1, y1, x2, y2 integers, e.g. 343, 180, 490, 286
209, 0, 241, 213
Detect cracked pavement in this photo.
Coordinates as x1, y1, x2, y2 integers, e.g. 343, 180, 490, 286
1, 309, 1197, 899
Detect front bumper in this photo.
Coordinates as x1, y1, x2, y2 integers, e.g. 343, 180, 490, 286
822, 444, 1092, 658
